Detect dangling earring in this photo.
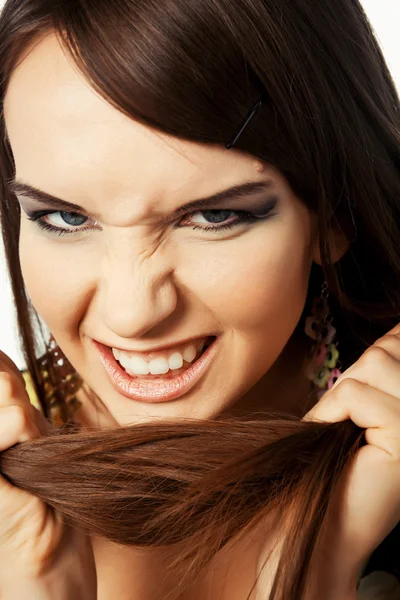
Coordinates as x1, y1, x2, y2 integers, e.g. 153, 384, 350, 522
304, 282, 342, 396
37, 335, 83, 426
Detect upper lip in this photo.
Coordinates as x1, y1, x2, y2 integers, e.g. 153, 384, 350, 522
92, 334, 215, 355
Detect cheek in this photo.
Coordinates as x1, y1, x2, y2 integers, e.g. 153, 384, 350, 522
178, 222, 313, 337
19, 227, 91, 335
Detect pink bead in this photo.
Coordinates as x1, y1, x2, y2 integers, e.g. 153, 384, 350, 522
327, 368, 342, 389
314, 344, 327, 365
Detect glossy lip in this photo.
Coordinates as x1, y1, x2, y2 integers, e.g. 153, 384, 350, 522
92, 337, 218, 403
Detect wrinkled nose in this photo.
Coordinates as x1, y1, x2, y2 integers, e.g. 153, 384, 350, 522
99, 256, 178, 339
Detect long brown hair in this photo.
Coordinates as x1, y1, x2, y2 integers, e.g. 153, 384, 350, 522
0, 0, 399, 598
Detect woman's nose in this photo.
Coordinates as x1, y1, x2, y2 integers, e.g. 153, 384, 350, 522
99, 257, 178, 339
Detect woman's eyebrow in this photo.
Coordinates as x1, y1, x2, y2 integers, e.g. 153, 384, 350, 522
7, 178, 274, 218
9, 179, 93, 215
171, 180, 275, 217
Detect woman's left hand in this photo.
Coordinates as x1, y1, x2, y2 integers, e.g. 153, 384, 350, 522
302, 322, 400, 594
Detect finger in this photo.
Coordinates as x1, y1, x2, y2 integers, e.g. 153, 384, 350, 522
331, 345, 400, 400
0, 372, 52, 435
0, 371, 34, 411
0, 405, 43, 499
0, 351, 27, 388
303, 379, 400, 457
0, 405, 41, 451
365, 425, 400, 461
384, 322, 400, 337
374, 331, 400, 361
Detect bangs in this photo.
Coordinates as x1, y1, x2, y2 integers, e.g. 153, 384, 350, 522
52, 0, 268, 147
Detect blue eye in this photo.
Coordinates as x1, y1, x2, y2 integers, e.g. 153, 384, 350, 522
179, 202, 277, 233
56, 211, 88, 227
26, 210, 97, 235
25, 197, 278, 236
184, 210, 242, 229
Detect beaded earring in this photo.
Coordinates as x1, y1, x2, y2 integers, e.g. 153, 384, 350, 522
305, 282, 342, 396
37, 335, 83, 426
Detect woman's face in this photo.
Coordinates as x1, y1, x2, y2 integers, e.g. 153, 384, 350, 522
4, 34, 319, 425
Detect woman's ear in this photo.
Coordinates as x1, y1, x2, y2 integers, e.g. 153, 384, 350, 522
312, 227, 349, 265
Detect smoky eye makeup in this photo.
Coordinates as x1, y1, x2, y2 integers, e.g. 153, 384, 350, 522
177, 195, 280, 233
16, 191, 280, 237
244, 195, 279, 217
174, 193, 280, 222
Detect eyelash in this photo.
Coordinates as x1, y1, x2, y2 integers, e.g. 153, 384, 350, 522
26, 207, 273, 237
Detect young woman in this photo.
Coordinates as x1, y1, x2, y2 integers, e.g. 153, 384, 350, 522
0, 0, 399, 598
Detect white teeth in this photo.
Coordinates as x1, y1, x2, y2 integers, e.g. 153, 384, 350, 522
112, 338, 209, 376
149, 358, 170, 375
183, 344, 196, 363
125, 368, 138, 377
128, 356, 150, 375
169, 352, 184, 370
117, 352, 131, 371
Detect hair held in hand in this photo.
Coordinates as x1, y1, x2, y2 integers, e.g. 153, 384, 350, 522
0, 0, 399, 598
1, 415, 365, 599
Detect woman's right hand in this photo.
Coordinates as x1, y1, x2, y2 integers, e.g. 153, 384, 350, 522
0, 350, 97, 598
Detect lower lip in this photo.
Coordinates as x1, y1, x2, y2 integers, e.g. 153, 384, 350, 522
92, 338, 218, 403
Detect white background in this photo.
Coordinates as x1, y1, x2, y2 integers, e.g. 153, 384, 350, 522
0, 0, 399, 368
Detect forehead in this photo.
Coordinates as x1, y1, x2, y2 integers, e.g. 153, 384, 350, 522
4, 33, 264, 206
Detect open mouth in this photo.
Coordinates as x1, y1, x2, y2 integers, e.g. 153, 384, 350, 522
92, 336, 217, 403
112, 336, 214, 380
